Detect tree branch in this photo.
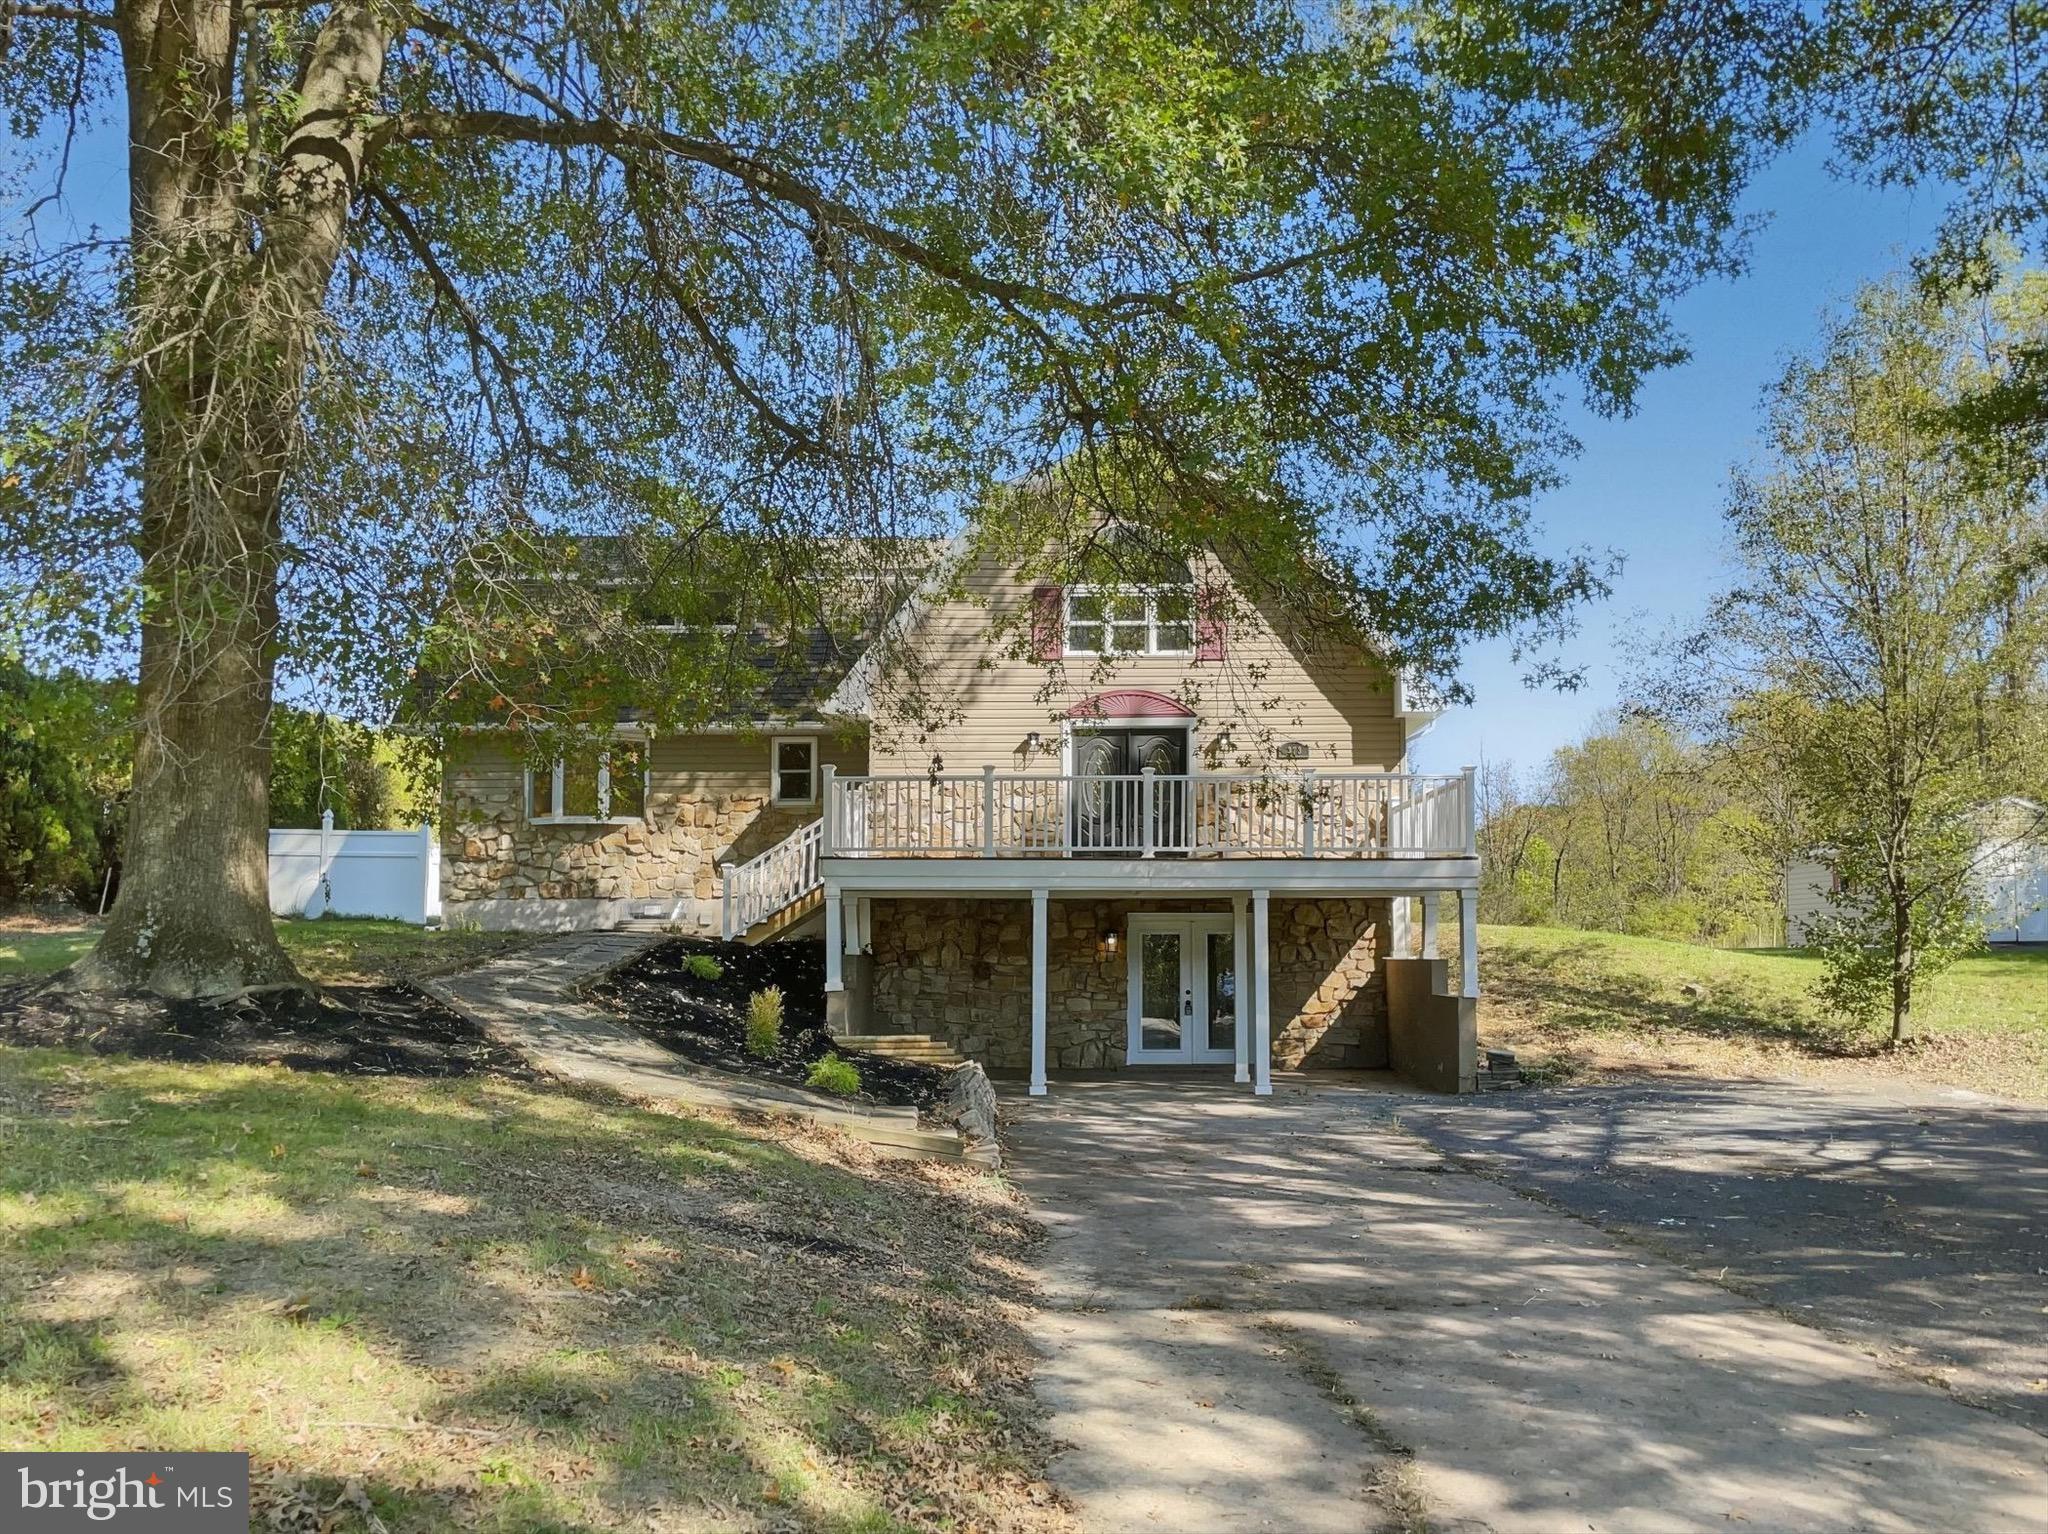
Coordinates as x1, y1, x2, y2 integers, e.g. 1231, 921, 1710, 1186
374, 108, 1192, 325
10, 3, 118, 29
361, 182, 540, 469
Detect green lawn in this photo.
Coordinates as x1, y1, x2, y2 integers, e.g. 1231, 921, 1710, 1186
1479, 924, 2048, 1098
0, 917, 529, 985
0, 1047, 1061, 1532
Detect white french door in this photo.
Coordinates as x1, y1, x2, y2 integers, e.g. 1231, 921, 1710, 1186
1126, 915, 1240, 1065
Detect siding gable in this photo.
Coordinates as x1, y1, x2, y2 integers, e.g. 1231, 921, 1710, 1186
864, 548, 1407, 772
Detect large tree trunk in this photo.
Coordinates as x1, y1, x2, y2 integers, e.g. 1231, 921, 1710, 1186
74, 0, 387, 996
84, 503, 294, 996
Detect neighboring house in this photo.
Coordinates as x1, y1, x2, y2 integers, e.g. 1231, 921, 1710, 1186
1784, 798, 2048, 946
442, 537, 1482, 1093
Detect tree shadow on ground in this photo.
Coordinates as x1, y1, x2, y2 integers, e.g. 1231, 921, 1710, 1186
0, 1048, 1069, 1532
1395, 1079, 2048, 1435
1484, 940, 1874, 1056
1006, 1079, 2048, 1533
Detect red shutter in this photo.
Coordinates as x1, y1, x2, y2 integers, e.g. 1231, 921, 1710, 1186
1195, 584, 1228, 663
1030, 584, 1064, 661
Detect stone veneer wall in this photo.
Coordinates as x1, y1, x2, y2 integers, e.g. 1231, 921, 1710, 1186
441, 733, 865, 932
866, 896, 1390, 1071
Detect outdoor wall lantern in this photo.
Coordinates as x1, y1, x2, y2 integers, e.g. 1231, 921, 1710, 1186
1023, 731, 1044, 757
1099, 928, 1120, 960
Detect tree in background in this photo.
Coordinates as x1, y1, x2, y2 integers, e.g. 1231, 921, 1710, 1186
1, 666, 427, 910
1476, 715, 1780, 944
268, 711, 436, 831
4, 0, 1805, 996
0, 660, 131, 908
1692, 275, 2048, 1041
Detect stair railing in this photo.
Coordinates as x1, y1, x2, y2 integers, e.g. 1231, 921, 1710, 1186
721, 817, 824, 938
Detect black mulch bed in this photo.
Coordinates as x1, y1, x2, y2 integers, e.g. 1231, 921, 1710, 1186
0, 977, 536, 1079
591, 938, 950, 1113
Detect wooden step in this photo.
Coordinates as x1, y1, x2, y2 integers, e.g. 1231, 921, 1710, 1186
838, 1034, 969, 1065
740, 887, 825, 945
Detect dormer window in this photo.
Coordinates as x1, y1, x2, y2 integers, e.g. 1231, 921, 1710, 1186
1064, 587, 1194, 656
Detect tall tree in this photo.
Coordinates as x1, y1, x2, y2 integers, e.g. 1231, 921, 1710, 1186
4, 0, 1802, 995
1694, 275, 2048, 1040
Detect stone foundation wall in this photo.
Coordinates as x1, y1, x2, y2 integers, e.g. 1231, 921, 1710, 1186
1264, 897, 1392, 1069
440, 733, 865, 932
867, 896, 1390, 1071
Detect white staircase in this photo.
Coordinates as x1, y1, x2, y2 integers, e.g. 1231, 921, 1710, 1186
722, 818, 824, 942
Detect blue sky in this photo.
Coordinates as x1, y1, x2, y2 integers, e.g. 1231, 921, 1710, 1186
1408, 138, 1950, 776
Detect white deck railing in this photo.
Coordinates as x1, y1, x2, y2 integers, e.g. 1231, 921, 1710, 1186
722, 816, 823, 937
822, 768, 1475, 860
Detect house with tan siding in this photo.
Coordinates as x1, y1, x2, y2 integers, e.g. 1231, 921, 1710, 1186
441, 534, 1482, 1093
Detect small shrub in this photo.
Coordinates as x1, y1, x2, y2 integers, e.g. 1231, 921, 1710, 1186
745, 986, 784, 1059
806, 1053, 861, 1097
682, 953, 724, 982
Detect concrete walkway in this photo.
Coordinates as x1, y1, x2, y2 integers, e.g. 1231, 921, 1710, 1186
1006, 1077, 2047, 1534
426, 933, 971, 1158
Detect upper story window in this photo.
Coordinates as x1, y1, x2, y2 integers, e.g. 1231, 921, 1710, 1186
773, 736, 818, 806
528, 742, 647, 824
1064, 586, 1194, 656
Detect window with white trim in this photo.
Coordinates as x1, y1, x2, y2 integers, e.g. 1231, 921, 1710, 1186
772, 736, 817, 806
528, 741, 647, 823
1064, 586, 1193, 655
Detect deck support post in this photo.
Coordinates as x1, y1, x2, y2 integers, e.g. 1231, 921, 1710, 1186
1232, 894, 1250, 1084
1458, 887, 1479, 998
824, 882, 844, 993
1422, 893, 1441, 959
1029, 888, 1050, 1096
720, 862, 736, 941
1252, 887, 1273, 1096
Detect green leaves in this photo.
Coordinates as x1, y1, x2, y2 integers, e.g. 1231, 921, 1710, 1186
5, 0, 1813, 730
1703, 273, 2048, 1036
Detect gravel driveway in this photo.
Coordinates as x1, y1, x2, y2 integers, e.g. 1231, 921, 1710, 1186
1007, 1075, 2047, 1534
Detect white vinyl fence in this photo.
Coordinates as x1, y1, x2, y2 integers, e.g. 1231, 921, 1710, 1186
268, 810, 441, 924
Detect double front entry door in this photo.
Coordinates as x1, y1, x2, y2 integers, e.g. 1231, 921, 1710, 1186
1127, 914, 1240, 1065
1070, 728, 1190, 853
